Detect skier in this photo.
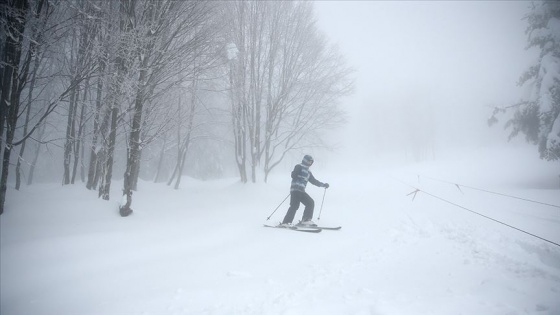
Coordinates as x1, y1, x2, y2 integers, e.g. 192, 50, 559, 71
281, 155, 329, 227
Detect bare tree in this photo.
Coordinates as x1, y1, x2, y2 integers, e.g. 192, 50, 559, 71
98, 0, 136, 201
1, 0, 99, 214
224, 1, 353, 183
0, 0, 30, 215
86, 1, 113, 191
62, 0, 100, 186
166, 90, 196, 190
14, 0, 51, 190
119, 0, 221, 215
26, 118, 46, 185
0, 0, 351, 216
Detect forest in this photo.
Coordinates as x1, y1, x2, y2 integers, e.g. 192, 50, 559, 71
0, 0, 353, 215
2, 0, 559, 217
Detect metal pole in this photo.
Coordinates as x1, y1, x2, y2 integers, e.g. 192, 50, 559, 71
266, 193, 290, 220
317, 188, 327, 221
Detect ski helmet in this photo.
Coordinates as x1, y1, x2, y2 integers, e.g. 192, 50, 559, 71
302, 155, 314, 166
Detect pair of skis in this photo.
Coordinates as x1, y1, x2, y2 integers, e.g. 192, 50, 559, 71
265, 188, 338, 233
263, 223, 341, 233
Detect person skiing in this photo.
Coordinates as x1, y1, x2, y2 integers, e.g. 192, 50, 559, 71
281, 155, 329, 227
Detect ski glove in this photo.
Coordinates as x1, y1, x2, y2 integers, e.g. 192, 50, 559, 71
323, 183, 330, 188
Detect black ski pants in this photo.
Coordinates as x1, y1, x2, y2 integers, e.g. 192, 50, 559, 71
282, 190, 314, 224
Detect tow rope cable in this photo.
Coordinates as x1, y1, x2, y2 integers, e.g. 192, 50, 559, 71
416, 174, 560, 209
394, 177, 560, 248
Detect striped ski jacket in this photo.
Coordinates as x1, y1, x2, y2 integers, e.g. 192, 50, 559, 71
290, 163, 324, 192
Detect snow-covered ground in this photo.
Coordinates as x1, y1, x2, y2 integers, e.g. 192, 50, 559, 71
1, 145, 559, 315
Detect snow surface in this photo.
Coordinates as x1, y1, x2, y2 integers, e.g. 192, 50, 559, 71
1, 146, 560, 315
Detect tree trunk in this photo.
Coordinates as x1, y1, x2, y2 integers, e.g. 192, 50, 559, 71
65, 20, 91, 185
130, 147, 142, 191
86, 57, 106, 190
99, 102, 118, 200
153, 135, 167, 183
71, 79, 88, 184
174, 145, 188, 190
170, 96, 195, 190
63, 83, 78, 185
229, 56, 247, 183
14, 0, 48, 190
15, 41, 44, 190
99, 0, 135, 201
121, 64, 147, 216
27, 121, 46, 185
0, 0, 30, 215
167, 98, 183, 186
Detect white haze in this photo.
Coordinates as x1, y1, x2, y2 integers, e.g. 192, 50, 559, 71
314, 1, 537, 165
12, 1, 544, 182
2, 2, 560, 315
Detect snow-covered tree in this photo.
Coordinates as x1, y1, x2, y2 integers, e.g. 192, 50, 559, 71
224, 1, 353, 183
119, 0, 221, 215
0, 0, 95, 214
490, 1, 560, 161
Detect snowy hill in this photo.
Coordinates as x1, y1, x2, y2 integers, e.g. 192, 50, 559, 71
1, 146, 559, 315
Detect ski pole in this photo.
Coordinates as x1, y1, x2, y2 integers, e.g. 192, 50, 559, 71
266, 193, 290, 220
317, 187, 327, 221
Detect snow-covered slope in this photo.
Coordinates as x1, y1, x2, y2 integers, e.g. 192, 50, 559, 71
1, 146, 559, 315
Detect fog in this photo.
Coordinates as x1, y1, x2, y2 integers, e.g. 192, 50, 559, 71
2, 3, 559, 312
0, 1, 549, 196
314, 1, 536, 164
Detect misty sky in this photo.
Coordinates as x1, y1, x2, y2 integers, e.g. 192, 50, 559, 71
313, 1, 535, 160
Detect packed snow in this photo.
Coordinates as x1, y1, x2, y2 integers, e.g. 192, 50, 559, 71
1, 145, 559, 315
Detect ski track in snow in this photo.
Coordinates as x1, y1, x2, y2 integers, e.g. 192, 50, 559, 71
1, 147, 560, 315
